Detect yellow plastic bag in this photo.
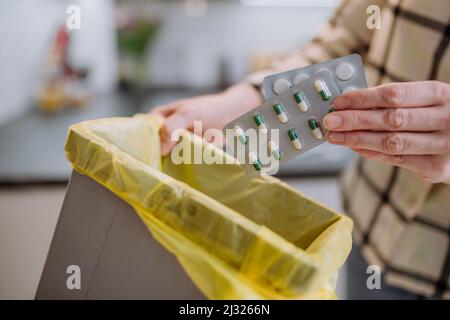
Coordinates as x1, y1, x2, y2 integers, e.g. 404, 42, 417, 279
64, 114, 352, 299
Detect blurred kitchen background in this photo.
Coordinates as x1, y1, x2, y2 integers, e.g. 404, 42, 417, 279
0, 0, 352, 299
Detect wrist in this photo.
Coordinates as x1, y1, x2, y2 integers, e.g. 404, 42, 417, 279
222, 81, 264, 113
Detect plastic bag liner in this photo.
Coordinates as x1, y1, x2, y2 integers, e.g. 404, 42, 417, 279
64, 114, 352, 299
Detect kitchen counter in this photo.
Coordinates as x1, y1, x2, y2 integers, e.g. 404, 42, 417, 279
0, 89, 194, 183
0, 92, 139, 183
0, 89, 354, 183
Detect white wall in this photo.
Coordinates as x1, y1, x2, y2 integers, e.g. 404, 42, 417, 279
146, 1, 338, 88
0, 0, 117, 126
0, 0, 338, 125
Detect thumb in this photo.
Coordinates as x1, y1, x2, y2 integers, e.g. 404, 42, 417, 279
149, 102, 179, 117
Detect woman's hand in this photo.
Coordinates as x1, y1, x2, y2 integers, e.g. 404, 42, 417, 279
150, 82, 262, 155
323, 81, 450, 184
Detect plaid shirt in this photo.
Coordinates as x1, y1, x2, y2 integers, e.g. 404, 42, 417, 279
247, 0, 450, 298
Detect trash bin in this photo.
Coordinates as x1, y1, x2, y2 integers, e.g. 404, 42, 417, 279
37, 114, 352, 299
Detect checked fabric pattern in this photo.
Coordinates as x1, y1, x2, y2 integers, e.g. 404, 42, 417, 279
247, 0, 450, 298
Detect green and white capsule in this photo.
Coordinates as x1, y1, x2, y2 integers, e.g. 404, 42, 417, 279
253, 114, 268, 134
308, 118, 324, 140
328, 105, 336, 113
233, 125, 248, 145
268, 140, 282, 160
314, 79, 332, 101
248, 151, 262, 171
287, 129, 302, 150
293, 91, 309, 112
273, 103, 288, 123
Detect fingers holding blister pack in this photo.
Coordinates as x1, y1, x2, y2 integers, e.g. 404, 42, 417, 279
224, 54, 368, 176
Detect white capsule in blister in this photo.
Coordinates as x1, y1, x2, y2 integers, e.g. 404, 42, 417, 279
272, 78, 291, 95
293, 73, 309, 85
314, 79, 332, 101
293, 91, 309, 112
336, 63, 354, 81
308, 118, 324, 140
287, 129, 302, 150
248, 151, 262, 171
268, 140, 282, 160
253, 114, 268, 134
273, 103, 288, 123
234, 125, 248, 144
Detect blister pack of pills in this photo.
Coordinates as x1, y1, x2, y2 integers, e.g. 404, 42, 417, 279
223, 54, 367, 176
262, 54, 367, 99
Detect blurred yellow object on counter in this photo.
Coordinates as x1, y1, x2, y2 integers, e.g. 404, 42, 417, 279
37, 82, 66, 113
37, 79, 93, 113
64, 114, 353, 299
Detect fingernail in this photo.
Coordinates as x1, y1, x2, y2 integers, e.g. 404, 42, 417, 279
324, 114, 343, 129
327, 132, 345, 143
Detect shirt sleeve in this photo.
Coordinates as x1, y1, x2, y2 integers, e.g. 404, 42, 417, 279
246, 0, 385, 92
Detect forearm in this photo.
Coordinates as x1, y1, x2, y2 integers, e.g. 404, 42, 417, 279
220, 81, 264, 117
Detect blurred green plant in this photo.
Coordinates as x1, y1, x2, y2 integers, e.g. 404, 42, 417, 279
117, 18, 160, 90
117, 19, 160, 59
